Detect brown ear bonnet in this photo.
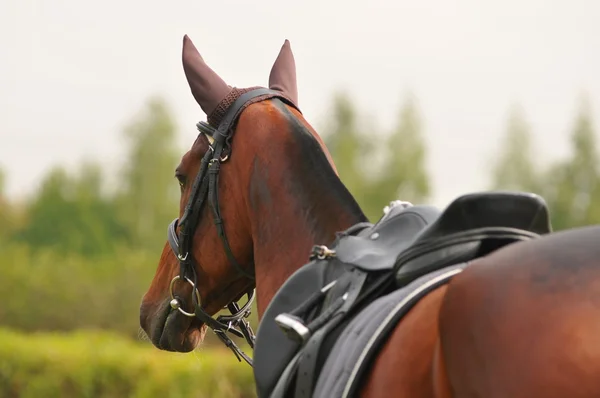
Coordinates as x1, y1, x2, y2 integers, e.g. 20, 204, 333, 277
181, 35, 299, 127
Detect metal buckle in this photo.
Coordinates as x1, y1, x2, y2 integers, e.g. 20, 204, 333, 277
169, 275, 202, 317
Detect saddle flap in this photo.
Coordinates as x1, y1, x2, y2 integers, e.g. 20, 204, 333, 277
254, 258, 348, 397
334, 205, 441, 271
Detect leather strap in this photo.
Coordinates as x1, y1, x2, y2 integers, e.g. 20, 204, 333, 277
167, 88, 299, 367
294, 269, 369, 398
270, 350, 303, 398
213, 88, 298, 144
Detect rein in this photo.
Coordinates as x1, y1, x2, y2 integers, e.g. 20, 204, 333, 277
166, 88, 299, 366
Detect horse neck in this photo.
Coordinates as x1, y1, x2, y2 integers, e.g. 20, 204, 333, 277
244, 108, 367, 318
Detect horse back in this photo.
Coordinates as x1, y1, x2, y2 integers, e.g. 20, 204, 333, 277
438, 225, 600, 398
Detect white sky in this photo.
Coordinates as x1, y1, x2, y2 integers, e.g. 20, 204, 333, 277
1, 0, 599, 207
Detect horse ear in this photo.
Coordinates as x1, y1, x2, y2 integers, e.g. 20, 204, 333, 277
181, 35, 232, 116
269, 39, 299, 106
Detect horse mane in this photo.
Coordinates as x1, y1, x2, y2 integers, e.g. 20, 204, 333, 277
270, 98, 368, 227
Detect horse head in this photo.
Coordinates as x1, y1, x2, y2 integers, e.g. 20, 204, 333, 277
139, 35, 366, 355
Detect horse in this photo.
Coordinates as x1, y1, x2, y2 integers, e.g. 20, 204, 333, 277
139, 35, 600, 398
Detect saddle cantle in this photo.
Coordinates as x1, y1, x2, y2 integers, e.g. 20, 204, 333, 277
394, 191, 552, 286
253, 191, 552, 398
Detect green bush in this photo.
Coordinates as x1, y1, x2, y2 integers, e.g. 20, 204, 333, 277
0, 244, 260, 343
0, 244, 157, 336
0, 328, 256, 398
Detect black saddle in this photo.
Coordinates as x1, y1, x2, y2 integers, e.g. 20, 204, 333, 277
394, 191, 551, 286
333, 203, 442, 271
252, 202, 441, 398
254, 190, 552, 398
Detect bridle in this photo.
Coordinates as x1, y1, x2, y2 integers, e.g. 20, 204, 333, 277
165, 88, 299, 366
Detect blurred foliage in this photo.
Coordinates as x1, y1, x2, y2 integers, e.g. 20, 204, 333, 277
491, 94, 599, 230
0, 167, 5, 195
323, 92, 430, 221
0, 328, 255, 398
11, 164, 127, 256
114, 98, 180, 252
0, 244, 156, 335
0, 168, 9, 242
490, 104, 541, 193
8, 97, 179, 257
541, 97, 600, 230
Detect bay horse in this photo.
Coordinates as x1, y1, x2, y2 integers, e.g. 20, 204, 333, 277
139, 35, 600, 398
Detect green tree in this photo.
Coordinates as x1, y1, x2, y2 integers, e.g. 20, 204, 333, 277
322, 92, 431, 221
490, 104, 540, 192
0, 168, 5, 196
323, 92, 373, 198
541, 95, 600, 230
369, 93, 430, 208
71, 161, 130, 254
15, 167, 74, 251
115, 96, 180, 252
0, 167, 9, 242
14, 164, 125, 256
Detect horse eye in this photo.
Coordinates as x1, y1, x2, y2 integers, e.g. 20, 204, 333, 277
175, 174, 186, 188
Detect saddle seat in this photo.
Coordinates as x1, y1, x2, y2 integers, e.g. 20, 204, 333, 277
394, 191, 552, 286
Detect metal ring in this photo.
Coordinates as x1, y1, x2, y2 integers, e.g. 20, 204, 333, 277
169, 275, 202, 317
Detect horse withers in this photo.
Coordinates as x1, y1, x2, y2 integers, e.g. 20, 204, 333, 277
139, 35, 600, 398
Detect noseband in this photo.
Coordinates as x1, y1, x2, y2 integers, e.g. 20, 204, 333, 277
166, 88, 299, 366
